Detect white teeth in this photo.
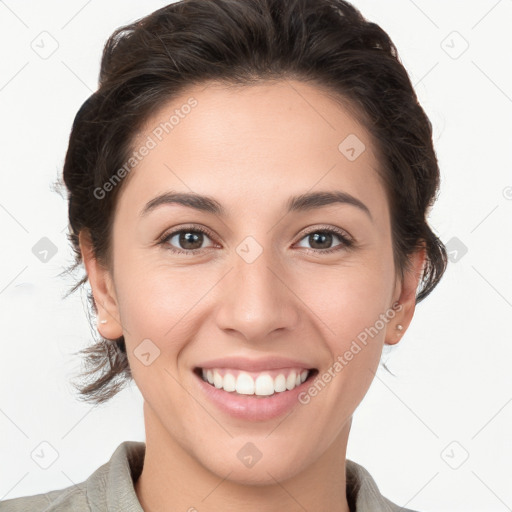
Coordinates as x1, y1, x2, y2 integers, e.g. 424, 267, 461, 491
223, 372, 236, 392
236, 373, 254, 395
286, 373, 296, 390
213, 370, 223, 389
254, 374, 274, 396
274, 374, 287, 392
199, 368, 310, 396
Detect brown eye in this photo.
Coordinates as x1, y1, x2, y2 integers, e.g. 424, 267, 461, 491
176, 231, 206, 250
296, 228, 353, 254
159, 226, 216, 254
307, 232, 334, 250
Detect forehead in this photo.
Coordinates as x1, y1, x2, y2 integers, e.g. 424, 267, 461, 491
117, 79, 388, 223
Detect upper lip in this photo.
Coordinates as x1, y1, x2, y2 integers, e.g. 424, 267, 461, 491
195, 356, 316, 372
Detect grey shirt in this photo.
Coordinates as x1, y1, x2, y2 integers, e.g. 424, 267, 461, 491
0, 441, 418, 511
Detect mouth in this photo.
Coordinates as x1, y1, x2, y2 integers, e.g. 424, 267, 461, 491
193, 366, 319, 398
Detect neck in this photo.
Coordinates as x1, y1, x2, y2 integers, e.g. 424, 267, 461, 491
135, 402, 351, 512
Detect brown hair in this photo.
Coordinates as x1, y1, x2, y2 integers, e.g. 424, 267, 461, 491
58, 0, 448, 405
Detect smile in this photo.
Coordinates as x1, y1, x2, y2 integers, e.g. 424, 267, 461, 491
194, 367, 318, 397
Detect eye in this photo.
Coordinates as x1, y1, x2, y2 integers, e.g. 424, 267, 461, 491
158, 225, 217, 255
158, 224, 354, 256
295, 226, 353, 254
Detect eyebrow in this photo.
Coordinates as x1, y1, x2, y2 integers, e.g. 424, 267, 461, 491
139, 190, 372, 221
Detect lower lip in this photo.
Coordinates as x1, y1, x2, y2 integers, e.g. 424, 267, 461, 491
194, 370, 317, 421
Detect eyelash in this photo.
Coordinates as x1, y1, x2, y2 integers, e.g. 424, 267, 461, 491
157, 224, 354, 256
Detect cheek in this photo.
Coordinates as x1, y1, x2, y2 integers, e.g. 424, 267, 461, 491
297, 271, 392, 431
114, 263, 203, 409
113, 223, 188, 317
113, 248, 207, 335
113, 259, 226, 395
305, 259, 394, 343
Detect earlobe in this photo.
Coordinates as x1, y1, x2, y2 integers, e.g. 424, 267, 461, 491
385, 244, 427, 345
78, 230, 124, 340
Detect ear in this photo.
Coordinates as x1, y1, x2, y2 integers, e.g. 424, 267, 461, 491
79, 229, 123, 340
385, 243, 427, 345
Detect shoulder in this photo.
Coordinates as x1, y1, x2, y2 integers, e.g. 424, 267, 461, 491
0, 441, 145, 512
0, 483, 89, 511
346, 459, 421, 512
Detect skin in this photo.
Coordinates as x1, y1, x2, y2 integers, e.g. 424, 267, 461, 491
80, 80, 425, 512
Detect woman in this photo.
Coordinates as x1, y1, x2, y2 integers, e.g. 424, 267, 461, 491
1, 0, 447, 510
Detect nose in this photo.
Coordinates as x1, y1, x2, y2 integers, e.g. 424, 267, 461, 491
214, 242, 300, 343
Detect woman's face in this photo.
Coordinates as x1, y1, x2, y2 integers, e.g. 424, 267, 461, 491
84, 80, 423, 484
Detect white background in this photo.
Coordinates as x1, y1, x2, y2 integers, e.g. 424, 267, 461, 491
0, 1, 511, 510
